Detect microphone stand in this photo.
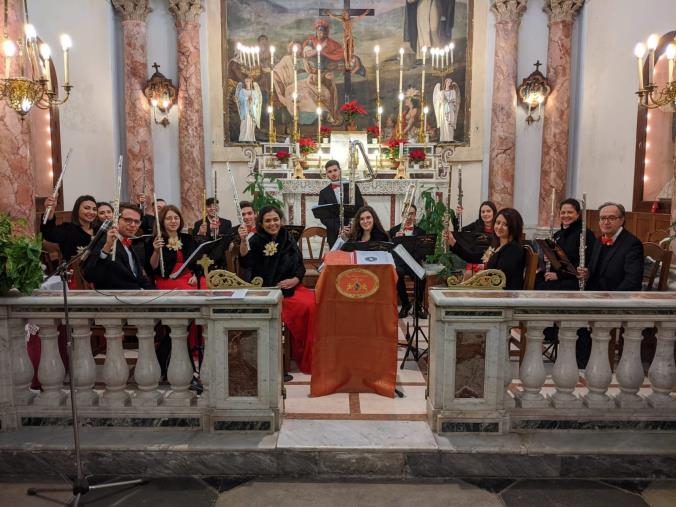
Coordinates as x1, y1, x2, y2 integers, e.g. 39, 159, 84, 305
27, 246, 146, 506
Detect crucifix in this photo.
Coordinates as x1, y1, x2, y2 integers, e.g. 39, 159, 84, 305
319, 1, 374, 103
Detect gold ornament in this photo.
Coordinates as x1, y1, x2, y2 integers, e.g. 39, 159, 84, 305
481, 246, 495, 264
263, 241, 278, 256
167, 236, 183, 251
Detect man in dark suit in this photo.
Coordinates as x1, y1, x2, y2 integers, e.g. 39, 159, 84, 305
192, 198, 233, 269
317, 160, 364, 247
138, 195, 165, 235
82, 203, 154, 290
576, 202, 644, 368
389, 204, 427, 318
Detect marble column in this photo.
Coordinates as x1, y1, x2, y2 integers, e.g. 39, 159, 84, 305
112, 0, 155, 201
169, 0, 206, 227
0, 0, 35, 232
538, 0, 584, 225
488, 0, 528, 210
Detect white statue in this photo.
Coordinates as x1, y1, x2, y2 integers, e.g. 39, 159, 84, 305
236, 77, 262, 142
433, 77, 460, 142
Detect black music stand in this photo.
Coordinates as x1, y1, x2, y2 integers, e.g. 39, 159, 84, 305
311, 203, 359, 226
284, 225, 305, 244
393, 234, 436, 367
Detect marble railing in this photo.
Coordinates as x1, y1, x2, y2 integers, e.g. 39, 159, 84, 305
428, 290, 676, 433
0, 290, 283, 432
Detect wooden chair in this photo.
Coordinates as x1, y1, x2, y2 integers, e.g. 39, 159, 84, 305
647, 228, 671, 245
300, 227, 327, 288
522, 244, 538, 290
642, 242, 672, 291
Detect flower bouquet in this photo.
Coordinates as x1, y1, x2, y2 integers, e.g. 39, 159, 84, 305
409, 149, 426, 166
275, 150, 291, 169
339, 100, 367, 130
366, 125, 380, 142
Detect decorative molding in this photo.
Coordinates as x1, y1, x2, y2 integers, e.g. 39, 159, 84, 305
447, 269, 507, 289
279, 179, 415, 195
491, 0, 528, 24
111, 0, 152, 22
544, 0, 584, 23
168, 0, 204, 24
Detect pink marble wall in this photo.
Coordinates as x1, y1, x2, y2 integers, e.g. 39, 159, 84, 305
538, 19, 573, 225
120, 19, 154, 203
0, 0, 35, 233
175, 19, 205, 228
488, 21, 520, 210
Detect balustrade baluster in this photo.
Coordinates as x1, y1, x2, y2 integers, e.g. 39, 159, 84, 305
516, 322, 549, 408
70, 319, 98, 406
128, 319, 162, 406
615, 321, 649, 408
10, 319, 35, 405
163, 319, 196, 406
197, 320, 209, 407
550, 321, 585, 408
32, 319, 66, 406
583, 321, 617, 408
647, 321, 676, 408
97, 319, 131, 406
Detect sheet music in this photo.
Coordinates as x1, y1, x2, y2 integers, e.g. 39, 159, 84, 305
355, 251, 394, 266
207, 289, 248, 300
393, 244, 425, 280
169, 237, 222, 280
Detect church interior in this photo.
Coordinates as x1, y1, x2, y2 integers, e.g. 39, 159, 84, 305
0, 0, 675, 505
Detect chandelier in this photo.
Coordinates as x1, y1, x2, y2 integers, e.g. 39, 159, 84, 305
0, 0, 72, 118
143, 62, 177, 127
518, 61, 551, 125
633, 34, 675, 112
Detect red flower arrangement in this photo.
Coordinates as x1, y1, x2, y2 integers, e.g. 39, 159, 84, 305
339, 100, 367, 122
320, 126, 332, 137
298, 137, 318, 155
409, 149, 427, 163
275, 150, 291, 162
366, 125, 380, 137
385, 138, 407, 158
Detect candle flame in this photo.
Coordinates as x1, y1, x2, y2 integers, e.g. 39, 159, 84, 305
647, 34, 659, 50
633, 42, 646, 58
59, 34, 72, 51
2, 39, 16, 57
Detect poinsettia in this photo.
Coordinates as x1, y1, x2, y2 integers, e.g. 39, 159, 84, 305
320, 126, 332, 136
298, 137, 318, 155
366, 125, 380, 137
384, 138, 407, 159
275, 150, 291, 162
339, 100, 367, 122
409, 149, 426, 163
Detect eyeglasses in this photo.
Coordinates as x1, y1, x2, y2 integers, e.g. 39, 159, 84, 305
119, 217, 142, 225
599, 216, 620, 222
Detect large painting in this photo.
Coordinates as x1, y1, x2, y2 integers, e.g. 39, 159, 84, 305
221, 0, 473, 146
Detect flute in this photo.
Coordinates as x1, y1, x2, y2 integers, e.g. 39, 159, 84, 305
111, 155, 123, 261
43, 148, 73, 224
154, 192, 165, 278
226, 162, 244, 226
202, 189, 207, 227
579, 193, 587, 291
546, 187, 556, 273
212, 168, 218, 240
444, 164, 454, 232
457, 164, 463, 229
140, 160, 147, 214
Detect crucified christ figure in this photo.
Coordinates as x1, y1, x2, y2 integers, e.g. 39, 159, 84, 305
327, 9, 369, 70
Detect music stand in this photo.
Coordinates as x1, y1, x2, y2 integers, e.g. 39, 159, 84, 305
284, 225, 305, 245
393, 234, 436, 367
311, 203, 360, 226
535, 238, 577, 277
340, 240, 394, 252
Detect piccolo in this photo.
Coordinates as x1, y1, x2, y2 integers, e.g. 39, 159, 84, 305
111, 155, 123, 262
579, 193, 587, 291
42, 148, 73, 224
457, 164, 463, 229
154, 192, 165, 278
226, 162, 244, 226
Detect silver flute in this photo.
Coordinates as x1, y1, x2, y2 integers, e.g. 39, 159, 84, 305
226, 162, 243, 226
579, 193, 587, 291
42, 148, 73, 224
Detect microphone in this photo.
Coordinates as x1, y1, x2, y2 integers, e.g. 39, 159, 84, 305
80, 220, 112, 261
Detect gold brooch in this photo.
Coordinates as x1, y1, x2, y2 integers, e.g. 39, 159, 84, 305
167, 237, 183, 251
263, 241, 278, 256
481, 246, 495, 264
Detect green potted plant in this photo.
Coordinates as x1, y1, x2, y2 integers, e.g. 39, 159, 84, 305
0, 214, 44, 296
416, 189, 464, 279
243, 170, 284, 212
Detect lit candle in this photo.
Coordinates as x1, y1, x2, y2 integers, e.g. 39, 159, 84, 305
316, 43, 322, 100
316, 107, 322, 143
399, 141, 404, 160
398, 92, 404, 138
39, 43, 52, 91
550, 187, 556, 217
634, 43, 646, 89
398, 47, 404, 98
60, 34, 72, 85
3, 39, 16, 79
667, 44, 676, 83
647, 34, 659, 84
24, 24, 38, 76
377, 105, 383, 143
374, 45, 380, 96
420, 46, 427, 104
270, 45, 275, 96
268, 105, 274, 140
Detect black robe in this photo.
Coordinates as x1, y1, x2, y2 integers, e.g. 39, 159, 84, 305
452, 239, 525, 290
317, 182, 364, 247
537, 219, 597, 291
41, 217, 98, 262
82, 235, 154, 290
587, 228, 643, 291
240, 227, 305, 297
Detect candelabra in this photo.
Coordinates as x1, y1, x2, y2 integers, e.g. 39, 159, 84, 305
1, 8, 73, 118
634, 34, 676, 112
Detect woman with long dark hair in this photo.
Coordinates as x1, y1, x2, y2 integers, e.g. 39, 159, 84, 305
347, 205, 390, 243
41, 194, 99, 262
444, 207, 526, 290
240, 206, 317, 373
455, 200, 498, 234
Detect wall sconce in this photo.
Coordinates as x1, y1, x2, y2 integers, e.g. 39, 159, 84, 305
518, 60, 551, 125
143, 62, 177, 127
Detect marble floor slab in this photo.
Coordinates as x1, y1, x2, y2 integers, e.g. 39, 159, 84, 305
284, 385, 350, 414
359, 386, 427, 415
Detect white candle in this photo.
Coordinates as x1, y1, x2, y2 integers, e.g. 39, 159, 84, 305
647, 34, 659, 84
3, 39, 16, 79
377, 106, 383, 142
421, 46, 427, 100
317, 107, 322, 143
398, 47, 404, 97
550, 187, 556, 216
60, 34, 72, 85
398, 92, 404, 138
374, 45, 380, 95
316, 44, 322, 98
634, 43, 646, 89
667, 44, 676, 83
270, 45, 275, 96
399, 141, 403, 160
450, 42, 455, 65
423, 106, 428, 136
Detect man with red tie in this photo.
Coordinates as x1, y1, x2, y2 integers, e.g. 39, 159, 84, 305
236, 201, 258, 281
578, 202, 643, 292
317, 160, 364, 247
389, 204, 427, 318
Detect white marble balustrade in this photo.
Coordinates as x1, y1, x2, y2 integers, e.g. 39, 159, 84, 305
428, 290, 676, 433
0, 290, 283, 432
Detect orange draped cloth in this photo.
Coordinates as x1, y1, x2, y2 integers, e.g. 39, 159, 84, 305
310, 252, 398, 397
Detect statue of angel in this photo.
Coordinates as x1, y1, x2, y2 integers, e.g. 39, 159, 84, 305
433, 77, 460, 142
236, 77, 262, 142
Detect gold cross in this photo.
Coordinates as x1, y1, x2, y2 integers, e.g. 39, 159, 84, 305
197, 255, 214, 277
